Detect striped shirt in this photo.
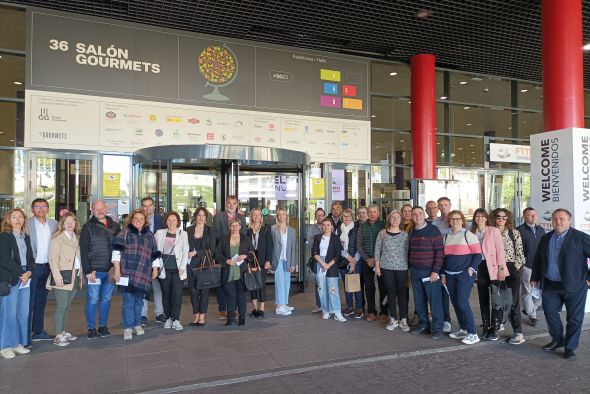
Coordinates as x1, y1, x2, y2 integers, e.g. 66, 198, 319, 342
408, 223, 444, 273
443, 229, 482, 273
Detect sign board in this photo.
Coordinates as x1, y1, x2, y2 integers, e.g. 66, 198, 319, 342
102, 172, 121, 197
311, 178, 325, 199
331, 169, 345, 201
489, 143, 531, 163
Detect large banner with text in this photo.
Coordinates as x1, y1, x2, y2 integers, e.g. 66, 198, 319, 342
25, 8, 370, 163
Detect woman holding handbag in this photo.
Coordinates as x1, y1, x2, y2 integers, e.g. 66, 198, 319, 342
271, 208, 297, 316
338, 209, 363, 319
374, 211, 410, 332
247, 208, 273, 319
215, 219, 254, 326
0, 208, 34, 359
112, 209, 160, 340
186, 207, 217, 327
312, 218, 346, 322
470, 208, 507, 341
154, 211, 189, 331
46, 212, 83, 347
491, 208, 526, 345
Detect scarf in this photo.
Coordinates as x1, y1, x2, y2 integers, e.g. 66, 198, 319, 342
340, 221, 355, 252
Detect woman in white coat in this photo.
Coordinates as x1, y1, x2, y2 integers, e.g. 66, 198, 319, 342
154, 211, 189, 330
271, 208, 297, 315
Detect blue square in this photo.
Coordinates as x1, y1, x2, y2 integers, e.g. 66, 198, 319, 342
323, 82, 338, 95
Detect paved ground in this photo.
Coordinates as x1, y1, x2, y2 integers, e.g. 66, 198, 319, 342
1, 287, 589, 394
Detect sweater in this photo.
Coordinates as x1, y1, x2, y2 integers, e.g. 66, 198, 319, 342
408, 223, 444, 273
516, 223, 546, 269
357, 220, 385, 260
374, 230, 409, 270
442, 229, 482, 273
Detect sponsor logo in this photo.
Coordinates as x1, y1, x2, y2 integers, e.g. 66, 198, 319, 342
254, 137, 262, 142
134, 128, 144, 136
38, 108, 50, 121
188, 118, 199, 125
167, 116, 182, 123
38, 131, 67, 139
220, 134, 227, 141
235, 121, 243, 127
206, 132, 214, 140
268, 123, 275, 130
173, 129, 181, 138
149, 114, 157, 121
205, 119, 212, 126
123, 113, 141, 119
155, 128, 164, 137
105, 111, 117, 119
543, 210, 552, 221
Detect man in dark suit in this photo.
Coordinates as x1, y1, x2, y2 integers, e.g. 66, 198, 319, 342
531, 208, 590, 360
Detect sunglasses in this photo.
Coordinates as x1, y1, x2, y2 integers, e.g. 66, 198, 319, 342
495, 216, 507, 220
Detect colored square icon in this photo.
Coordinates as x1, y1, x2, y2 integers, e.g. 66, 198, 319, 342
323, 82, 338, 95
342, 85, 357, 97
320, 95, 342, 108
343, 98, 362, 110
320, 69, 341, 82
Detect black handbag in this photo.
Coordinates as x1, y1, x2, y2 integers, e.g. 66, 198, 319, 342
243, 251, 264, 291
490, 280, 512, 312
195, 250, 222, 289
50, 269, 73, 286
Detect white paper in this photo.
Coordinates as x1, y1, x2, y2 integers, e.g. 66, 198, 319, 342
236, 259, 245, 266
87, 278, 102, 285
531, 286, 542, 299
231, 254, 239, 261
19, 279, 30, 289
317, 269, 327, 278
422, 277, 431, 283
116, 277, 129, 286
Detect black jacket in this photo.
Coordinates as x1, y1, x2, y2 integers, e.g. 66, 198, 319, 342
516, 223, 546, 269
532, 227, 590, 293
80, 215, 121, 274
0, 232, 35, 286
247, 225, 273, 267
312, 233, 343, 278
186, 224, 217, 268
215, 234, 254, 282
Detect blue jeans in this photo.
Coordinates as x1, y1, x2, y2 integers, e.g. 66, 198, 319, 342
85, 271, 115, 329
411, 267, 443, 332
274, 260, 291, 305
339, 266, 362, 309
0, 283, 30, 350
29, 263, 50, 335
445, 271, 476, 334
122, 292, 144, 329
317, 263, 341, 313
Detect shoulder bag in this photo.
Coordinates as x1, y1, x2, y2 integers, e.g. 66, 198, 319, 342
50, 268, 73, 286
195, 249, 222, 289
490, 280, 512, 314
243, 251, 264, 291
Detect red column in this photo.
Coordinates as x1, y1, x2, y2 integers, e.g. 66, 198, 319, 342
542, 0, 584, 132
411, 54, 436, 179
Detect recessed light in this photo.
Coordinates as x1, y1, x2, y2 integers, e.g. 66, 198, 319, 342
389, 72, 398, 76
469, 144, 475, 147
408, 101, 411, 104
463, 106, 470, 110
458, 147, 463, 150
436, 142, 441, 145
416, 9, 433, 19
471, 151, 476, 154
471, 77, 483, 81
471, 157, 476, 160
399, 139, 404, 143
371, 115, 376, 118
440, 96, 448, 100
13, 81, 22, 85
520, 89, 528, 93
9, 139, 14, 142
584, 43, 590, 51
459, 81, 468, 85
466, 123, 472, 126
508, 127, 512, 130
0, 131, 3, 134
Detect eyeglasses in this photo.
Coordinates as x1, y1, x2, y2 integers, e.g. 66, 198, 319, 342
495, 216, 507, 220
32, 205, 48, 209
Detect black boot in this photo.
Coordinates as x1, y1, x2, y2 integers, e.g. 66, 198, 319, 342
481, 319, 490, 340
225, 318, 236, 327
488, 315, 501, 341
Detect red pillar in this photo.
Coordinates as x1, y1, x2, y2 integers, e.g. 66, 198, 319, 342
542, 0, 584, 132
411, 54, 436, 179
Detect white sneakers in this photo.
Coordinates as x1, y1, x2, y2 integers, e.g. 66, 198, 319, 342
53, 333, 70, 347
333, 313, 347, 322
322, 312, 331, 319
12, 345, 30, 355
461, 333, 480, 345
399, 318, 410, 332
63, 332, 77, 341
164, 318, 173, 329
449, 329, 468, 339
276, 305, 292, 315
123, 328, 133, 340
0, 348, 16, 359
172, 320, 183, 331
442, 321, 452, 333
132, 325, 145, 336
284, 305, 295, 311
386, 318, 399, 331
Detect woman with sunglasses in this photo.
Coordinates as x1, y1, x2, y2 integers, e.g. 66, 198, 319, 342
491, 208, 526, 345
470, 208, 507, 341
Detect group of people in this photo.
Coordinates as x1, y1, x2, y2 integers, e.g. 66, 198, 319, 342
0, 195, 588, 361
307, 199, 589, 359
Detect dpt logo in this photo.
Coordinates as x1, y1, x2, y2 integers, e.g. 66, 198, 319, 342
39, 108, 49, 121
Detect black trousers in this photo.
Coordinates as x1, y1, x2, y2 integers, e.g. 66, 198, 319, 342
250, 268, 268, 302
224, 277, 247, 322
187, 269, 209, 314
505, 262, 522, 333
159, 269, 183, 320
476, 261, 503, 330
381, 269, 408, 319
361, 259, 388, 315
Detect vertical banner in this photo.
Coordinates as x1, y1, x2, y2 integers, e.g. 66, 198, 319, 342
331, 169, 345, 201
310, 178, 325, 199
102, 173, 121, 197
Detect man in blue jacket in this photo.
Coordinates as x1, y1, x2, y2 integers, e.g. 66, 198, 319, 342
531, 208, 590, 359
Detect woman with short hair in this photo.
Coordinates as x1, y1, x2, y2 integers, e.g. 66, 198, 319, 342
0, 208, 34, 359
46, 212, 83, 346
155, 211, 189, 330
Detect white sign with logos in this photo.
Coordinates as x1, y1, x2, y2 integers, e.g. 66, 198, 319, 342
489, 143, 531, 163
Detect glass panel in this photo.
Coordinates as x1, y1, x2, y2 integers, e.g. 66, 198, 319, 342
485, 172, 519, 214
33, 157, 93, 224
137, 160, 168, 214
371, 130, 411, 165
102, 155, 131, 223
372, 165, 412, 220
0, 101, 19, 147
518, 111, 543, 139
371, 62, 411, 96
0, 6, 25, 51
450, 72, 511, 107
451, 169, 481, 220
449, 136, 484, 168
171, 170, 216, 227
450, 104, 512, 137
0, 54, 25, 98
518, 82, 543, 111
0, 149, 24, 220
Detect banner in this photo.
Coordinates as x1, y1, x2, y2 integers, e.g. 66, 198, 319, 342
331, 169, 345, 201
102, 173, 121, 197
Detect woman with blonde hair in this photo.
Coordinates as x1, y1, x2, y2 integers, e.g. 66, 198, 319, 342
0, 208, 34, 359
247, 207, 273, 318
270, 207, 297, 315
46, 212, 83, 346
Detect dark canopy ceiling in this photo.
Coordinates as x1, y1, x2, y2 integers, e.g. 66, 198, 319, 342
8, 0, 590, 87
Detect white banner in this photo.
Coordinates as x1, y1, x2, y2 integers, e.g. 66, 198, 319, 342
489, 143, 530, 163
331, 169, 345, 200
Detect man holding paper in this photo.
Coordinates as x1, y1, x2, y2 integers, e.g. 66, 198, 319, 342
408, 206, 445, 339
